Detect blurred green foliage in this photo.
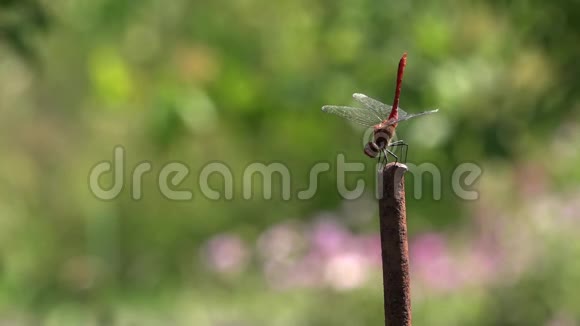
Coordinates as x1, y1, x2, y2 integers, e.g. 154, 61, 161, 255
0, 0, 579, 325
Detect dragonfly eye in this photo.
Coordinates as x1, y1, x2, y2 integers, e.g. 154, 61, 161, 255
364, 142, 379, 158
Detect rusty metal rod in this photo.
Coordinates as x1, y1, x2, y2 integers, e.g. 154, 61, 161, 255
378, 162, 411, 326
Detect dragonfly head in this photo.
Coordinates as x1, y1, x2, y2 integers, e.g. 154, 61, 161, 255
373, 127, 393, 148
364, 142, 380, 158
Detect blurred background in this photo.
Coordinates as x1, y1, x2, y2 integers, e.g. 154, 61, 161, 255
1, 0, 579, 325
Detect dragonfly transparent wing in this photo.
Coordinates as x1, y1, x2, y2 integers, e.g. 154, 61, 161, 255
321, 105, 383, 127
352, 93, 390, 120
323, 92, 435, 127
353, 93, 410, 120
386, 109, 439, 126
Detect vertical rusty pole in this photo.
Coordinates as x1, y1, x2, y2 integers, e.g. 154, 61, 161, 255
378, 162, 411, 326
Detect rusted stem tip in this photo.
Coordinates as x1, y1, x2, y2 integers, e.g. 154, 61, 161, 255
382, 162, 408, 173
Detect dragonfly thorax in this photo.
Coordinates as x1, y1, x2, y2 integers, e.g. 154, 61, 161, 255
364, 125, 395, 158
373, 124, 395, 147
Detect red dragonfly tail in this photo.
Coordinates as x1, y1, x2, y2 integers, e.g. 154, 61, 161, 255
388, 53, 407, 122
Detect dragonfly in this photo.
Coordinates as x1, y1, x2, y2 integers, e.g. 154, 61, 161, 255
321, 53, 438, 164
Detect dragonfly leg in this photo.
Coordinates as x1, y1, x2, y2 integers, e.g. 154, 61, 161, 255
380, 148, 389, 164
385, 148, 398, 164
389, 140, 408, 163
379, 151, 387, 166
377, 149, 389, 171
381, 149, 386, 164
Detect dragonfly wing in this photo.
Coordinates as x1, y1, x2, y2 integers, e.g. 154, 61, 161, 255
386, 109, 439, 126
322, 105, 382, 127
352, 93, 391, 120
353, 93, 410, 120
398, 107, 408, 119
